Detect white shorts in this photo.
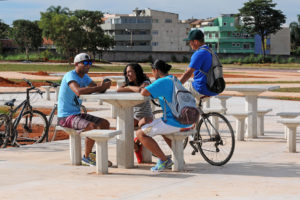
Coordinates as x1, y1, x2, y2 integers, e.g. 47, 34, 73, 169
141, 118, 181, 137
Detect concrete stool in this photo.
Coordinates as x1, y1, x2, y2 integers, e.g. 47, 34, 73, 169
166, 129, 197, 171
41, 86, 51, 100
257, 108, 272, 136
54, 86, 60, 101
203, 107, 227, 115
55, 126, 82, 165
55, 126, 121, 174
277, 112, 300, 139
229, 112, 251, 141
215, 96, 231, 114
277, 119, 300, 153
81, 129, 121, 174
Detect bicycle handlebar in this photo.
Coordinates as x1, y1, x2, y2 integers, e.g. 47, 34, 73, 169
46, 80, 60, 88
23, 78, 43, 97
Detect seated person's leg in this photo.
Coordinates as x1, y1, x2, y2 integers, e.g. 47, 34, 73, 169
136, 129, 167, 161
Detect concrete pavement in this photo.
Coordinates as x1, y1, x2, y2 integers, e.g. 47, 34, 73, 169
0, 94, 300, 199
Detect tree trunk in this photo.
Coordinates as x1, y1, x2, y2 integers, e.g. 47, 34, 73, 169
25, 47, 29, 61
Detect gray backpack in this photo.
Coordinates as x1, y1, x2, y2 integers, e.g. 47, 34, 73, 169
200, 48, 226, 94
163, 76, 199, 125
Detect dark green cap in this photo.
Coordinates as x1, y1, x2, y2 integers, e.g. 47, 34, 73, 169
183, 29, 204, 41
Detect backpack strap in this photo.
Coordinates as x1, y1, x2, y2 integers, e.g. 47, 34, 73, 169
198, 47, 213, 76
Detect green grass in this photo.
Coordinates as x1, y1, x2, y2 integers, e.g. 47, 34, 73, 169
0, 63, 184, 73
0, 107, 9, 115
223, 63, 300, 69
272, 87, 300, 93
228, 81, 300, 84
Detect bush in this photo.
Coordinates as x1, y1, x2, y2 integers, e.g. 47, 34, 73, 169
182, 56, 189, 63
171, 55, 178, 62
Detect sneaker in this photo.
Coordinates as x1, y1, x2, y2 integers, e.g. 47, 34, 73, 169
134, 137, 143, 164
89, 152, 113, 167
82, 155, 96, 166
151, 158, 173, 172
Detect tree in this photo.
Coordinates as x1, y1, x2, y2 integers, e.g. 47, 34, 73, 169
0, 19, 10, 54
290, 15, 300, 53
237, 0, 286, 60
74, 10, 114, 59
46, 5, 70, 14
11, 20, 42, 60
39, 7, 83, 61
0, 19, 9, 38
39, 6, 114, 61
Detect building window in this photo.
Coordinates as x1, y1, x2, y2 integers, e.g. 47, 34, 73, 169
165, 19, 172, 23
236, 43, 240, 47
232, 43, 236, 47
223, 22, 227, 26
215, 33, 219, 38
230, 23, 234, 27
152, 19, 159, 23
152, 42, 158, 46
152, 30, 158, 35
243, 43, 250, 49
209, 33, 212, 39
227, 32, 231, 37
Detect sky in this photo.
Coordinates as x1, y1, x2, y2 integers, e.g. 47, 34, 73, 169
0, 0, 299, 27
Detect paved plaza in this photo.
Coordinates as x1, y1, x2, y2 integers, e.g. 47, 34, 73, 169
0, 92, 299, 200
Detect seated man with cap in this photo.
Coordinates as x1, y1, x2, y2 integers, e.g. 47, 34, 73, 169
179, 29, 218, 99
57, 52, 112, 166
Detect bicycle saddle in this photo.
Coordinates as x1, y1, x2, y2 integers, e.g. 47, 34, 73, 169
4, 99, 16, 107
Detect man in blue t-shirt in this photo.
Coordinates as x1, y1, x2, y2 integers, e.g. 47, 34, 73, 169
137, 59, 193, 172
57, 53, 111, 166
180, 29, 218, 99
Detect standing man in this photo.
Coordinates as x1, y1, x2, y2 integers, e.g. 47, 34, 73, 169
57, 52, 111, 166
179, 29, 218, 98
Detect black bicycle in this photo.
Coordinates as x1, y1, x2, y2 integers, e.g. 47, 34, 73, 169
152, 96, 235, 166
45, 81, 87, 142
0, 79, 49, 148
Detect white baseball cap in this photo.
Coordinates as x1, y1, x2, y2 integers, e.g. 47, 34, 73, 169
74, 53, 91, 64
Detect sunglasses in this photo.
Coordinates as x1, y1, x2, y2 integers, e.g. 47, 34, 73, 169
82, 60, 92, 66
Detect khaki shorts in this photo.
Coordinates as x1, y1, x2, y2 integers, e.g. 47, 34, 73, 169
183, 81, 205, 100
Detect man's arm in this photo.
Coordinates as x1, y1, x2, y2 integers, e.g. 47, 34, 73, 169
140, 88, 151, 97
69, 81, 111, 96
179, 67, 195, 84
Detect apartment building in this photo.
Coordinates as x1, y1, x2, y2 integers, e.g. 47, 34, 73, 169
203, 14, 255, 54
254, 27, 290, 55
101, 8, 190, 52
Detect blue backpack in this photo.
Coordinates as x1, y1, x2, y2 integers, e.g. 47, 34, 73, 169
163, 76, 199, 125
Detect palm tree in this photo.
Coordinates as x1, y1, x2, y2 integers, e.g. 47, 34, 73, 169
46, 5, 70, 14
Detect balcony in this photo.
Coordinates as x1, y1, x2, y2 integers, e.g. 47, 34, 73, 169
114, 34, 152, 41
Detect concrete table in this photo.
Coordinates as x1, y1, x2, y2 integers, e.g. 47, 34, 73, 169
226, 85, 279, 138
81, 91, 149, 168
104, 76, 125, 118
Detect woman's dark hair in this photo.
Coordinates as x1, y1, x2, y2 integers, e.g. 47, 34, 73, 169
123, 63, 149, 86
151, 59, 172, 74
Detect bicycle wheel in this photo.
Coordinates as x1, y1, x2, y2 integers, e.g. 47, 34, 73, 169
15, 110, 49, 144
0, 114, 9, 148
195, 112, 235, 166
